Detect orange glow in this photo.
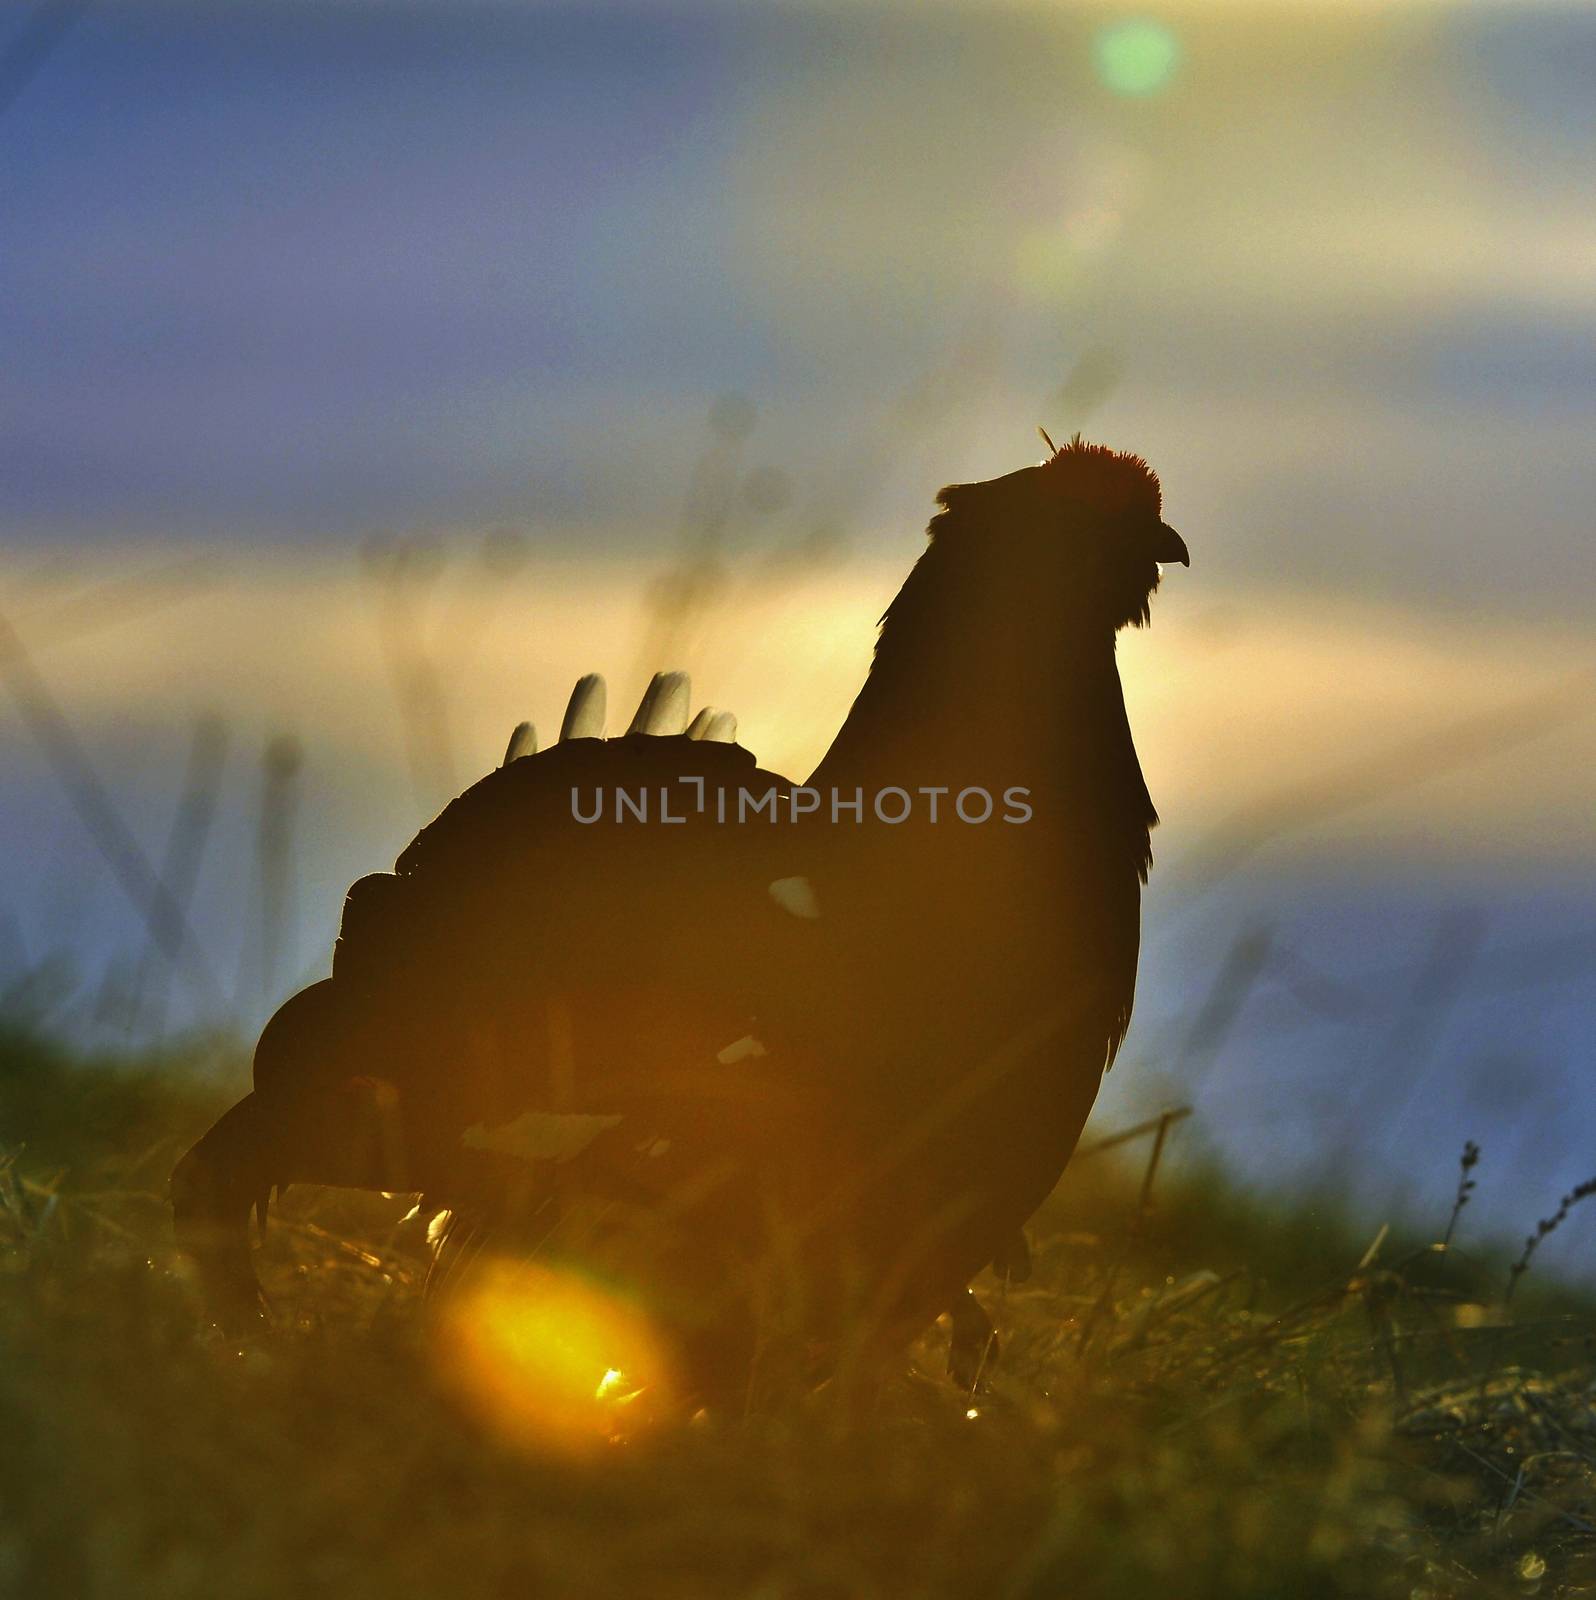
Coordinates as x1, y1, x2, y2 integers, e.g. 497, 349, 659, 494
6, 544, 1593, 865
436, 1258, 677, 1457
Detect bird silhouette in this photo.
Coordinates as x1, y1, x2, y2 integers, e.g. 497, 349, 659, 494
172, 434, 1188, 1400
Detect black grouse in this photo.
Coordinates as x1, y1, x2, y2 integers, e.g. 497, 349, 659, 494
172, 434, 1189, 1399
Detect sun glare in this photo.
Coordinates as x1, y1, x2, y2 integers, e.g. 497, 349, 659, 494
437, 1259, 676, 1456
1093, 19, 1181, 97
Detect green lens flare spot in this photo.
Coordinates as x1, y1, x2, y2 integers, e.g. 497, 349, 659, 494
1093, 20, 1180, 98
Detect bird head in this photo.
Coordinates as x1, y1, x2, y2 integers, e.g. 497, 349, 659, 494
934, 433, 1188, 634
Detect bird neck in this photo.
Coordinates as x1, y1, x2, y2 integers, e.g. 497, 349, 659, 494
809, 530, 1152, 842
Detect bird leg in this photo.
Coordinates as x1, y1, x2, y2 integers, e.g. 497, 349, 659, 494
991, 1228, 1032, 1284
947, 1288, 999, 1391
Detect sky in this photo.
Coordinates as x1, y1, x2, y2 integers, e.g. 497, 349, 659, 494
1, 0, 1593, 1262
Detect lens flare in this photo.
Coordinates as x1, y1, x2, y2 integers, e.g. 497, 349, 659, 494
436, 1258, 676, 1456
1093, 20, 1180, 98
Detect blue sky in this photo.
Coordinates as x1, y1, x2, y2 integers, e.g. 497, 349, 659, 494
3, 4, 749, 527
1, 2, 1592, 608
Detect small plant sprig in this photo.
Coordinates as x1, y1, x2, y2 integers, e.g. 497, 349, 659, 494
1441, 1139, 1480, 1250
1506, 1173, 1596, 1303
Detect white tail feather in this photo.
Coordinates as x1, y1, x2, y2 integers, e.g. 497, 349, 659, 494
559, 673, 607, 741
627, 671, 691, 735
503, 722, 537, 763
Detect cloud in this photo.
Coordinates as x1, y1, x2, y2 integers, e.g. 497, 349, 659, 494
5, 544, 1591, 875
6, 0, 1591, 635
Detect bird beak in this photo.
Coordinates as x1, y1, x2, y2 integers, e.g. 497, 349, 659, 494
1150, 521, 1189, 567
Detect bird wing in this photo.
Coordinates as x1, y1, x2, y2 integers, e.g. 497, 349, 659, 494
325, 679, 820, 1160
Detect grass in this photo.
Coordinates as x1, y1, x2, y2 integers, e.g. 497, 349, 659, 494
4, 1023, 1596, 1599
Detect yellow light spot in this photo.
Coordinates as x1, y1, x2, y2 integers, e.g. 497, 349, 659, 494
1093, 20, 1180, 98
966, 1407, 980, 1420
436, 1258, 676, 1457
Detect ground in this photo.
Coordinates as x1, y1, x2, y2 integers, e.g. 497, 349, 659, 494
2, 1024, 1594, 1599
